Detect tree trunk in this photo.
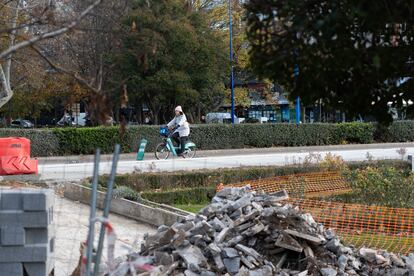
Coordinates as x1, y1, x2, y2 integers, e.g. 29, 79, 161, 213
136, 101, 142, 124
148, 101, 160, 125
0, 0, 21, 109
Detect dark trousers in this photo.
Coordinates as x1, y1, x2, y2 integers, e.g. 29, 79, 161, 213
171, 132, 188, 155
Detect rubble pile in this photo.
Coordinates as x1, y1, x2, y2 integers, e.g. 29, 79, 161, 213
113, 187, 414, 275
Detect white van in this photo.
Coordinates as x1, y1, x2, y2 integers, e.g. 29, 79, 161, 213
206, 113, 243, 124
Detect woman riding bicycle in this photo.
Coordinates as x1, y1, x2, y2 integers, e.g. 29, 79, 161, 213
167, 106, 190, 156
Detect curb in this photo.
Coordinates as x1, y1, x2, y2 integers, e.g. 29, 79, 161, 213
62, 182, 193, 227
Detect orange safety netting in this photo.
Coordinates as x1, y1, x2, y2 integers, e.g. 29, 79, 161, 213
289, 198, 414, 254
217, 172, 414, 253
221, 171, 351, 198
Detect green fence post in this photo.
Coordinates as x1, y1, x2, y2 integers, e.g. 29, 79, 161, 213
136, 139, 148, 161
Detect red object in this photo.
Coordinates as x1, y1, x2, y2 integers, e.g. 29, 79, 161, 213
0, 137, 38, 175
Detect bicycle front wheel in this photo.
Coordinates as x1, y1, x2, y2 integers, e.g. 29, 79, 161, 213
155, 143, 170, 160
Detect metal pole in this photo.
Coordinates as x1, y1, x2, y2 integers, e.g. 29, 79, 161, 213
229, 0, 235, 125
85, 149, 101, 276
296, 96, 301, 124
294, 58, 300, 124
93, 144, 121, 275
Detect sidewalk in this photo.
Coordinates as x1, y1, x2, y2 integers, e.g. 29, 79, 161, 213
36, 142, 414, 165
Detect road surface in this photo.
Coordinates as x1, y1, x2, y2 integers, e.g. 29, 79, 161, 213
34, 143, 414, 182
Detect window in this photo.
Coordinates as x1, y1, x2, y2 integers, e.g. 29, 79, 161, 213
249, 111, 261, 119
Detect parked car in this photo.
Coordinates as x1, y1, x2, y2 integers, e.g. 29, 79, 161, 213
206, 113, 243, 124
57, 113, 73, 127
10, 119, 34, 128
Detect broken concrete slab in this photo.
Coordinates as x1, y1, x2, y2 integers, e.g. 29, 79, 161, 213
215, 227, 230, 243
359, 248, 377, 263
247, 265, 273, 276
233, 210, 260, 227
284, 229, 322, 244
222, 247, 239, 258
338, 255, 348, 271
226, 235, 244, 247
213, 254, 225, 272
326, 238, 341, 254
177, 245, 208, 269
240, 255, 255, 270
304, 246, 315, 258
223, 257, 241, 274
241, 223, 265, 237
275, 233, 303, 253
235, 244, 262, 262
320, 267, 338, 276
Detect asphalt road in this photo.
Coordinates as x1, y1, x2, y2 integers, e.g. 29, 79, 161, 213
34, 143, 414, 182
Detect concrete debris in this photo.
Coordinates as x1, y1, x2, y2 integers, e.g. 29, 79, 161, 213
359, 247, 378, 263
338, 255, 348, 271
111, 187, 414, 275
320, 267, 338, 276
284, 229, 322, 245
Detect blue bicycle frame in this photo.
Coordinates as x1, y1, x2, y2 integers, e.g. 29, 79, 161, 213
165, 137, 196, 156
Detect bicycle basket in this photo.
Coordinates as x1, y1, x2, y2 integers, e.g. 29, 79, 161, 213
159, 127, 169, 137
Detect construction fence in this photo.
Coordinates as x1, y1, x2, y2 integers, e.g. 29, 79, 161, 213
220, 171, 414, 254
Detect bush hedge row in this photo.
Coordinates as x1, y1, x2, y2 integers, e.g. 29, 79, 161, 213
0, 121, 413, 156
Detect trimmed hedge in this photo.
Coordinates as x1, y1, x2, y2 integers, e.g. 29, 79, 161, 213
0, 129, 60, 156
0, 121, 413, 156
374, 121, 414, 142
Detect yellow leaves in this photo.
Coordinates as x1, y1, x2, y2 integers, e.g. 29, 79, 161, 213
224, 87, 250, 107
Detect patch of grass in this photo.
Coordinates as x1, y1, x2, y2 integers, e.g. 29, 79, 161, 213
173, 204, 207, 213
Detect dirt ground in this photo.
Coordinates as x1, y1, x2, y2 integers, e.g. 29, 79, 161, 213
54, 196, 156, 276
0, 183, 156, 275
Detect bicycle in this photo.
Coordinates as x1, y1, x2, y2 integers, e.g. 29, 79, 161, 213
155, 127, 197, 160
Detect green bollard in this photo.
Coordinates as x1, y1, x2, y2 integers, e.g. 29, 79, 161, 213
136, 139, 147, 160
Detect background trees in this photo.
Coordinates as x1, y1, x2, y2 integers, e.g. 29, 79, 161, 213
112, 0, 228, 124
246, 0, 414, 123
0, 0, 104, 113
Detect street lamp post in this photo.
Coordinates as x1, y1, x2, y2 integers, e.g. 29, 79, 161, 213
293, 50, 300, 124
229, 0, 235, 125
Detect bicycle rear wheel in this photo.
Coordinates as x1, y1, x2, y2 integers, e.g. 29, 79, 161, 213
183, 147, 196, 159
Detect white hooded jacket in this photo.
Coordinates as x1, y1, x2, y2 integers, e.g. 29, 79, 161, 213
167, 114, 190, 137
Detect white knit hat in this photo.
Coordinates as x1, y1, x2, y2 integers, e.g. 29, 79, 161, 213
175, 106, 183, 113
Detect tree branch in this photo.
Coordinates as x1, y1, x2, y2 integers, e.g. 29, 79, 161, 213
0, 0, 103, 61
32, 46, 100, 94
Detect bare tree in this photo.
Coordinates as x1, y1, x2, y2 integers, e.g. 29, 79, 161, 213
0, 0, 103, 109
31, 0, 131, 125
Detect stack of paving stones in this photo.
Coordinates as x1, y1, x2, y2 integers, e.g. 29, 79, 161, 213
0, 189, 55, 276
112, 186, 414, 275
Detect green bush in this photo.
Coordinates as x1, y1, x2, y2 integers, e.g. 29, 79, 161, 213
375, 121, 414, 142
338, 166, 414, 208
0, 121, 412, 156
0, 129, 60, 156
112, 186, 141, 201
53, 126, 160, 155
140, 186, 216, 205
